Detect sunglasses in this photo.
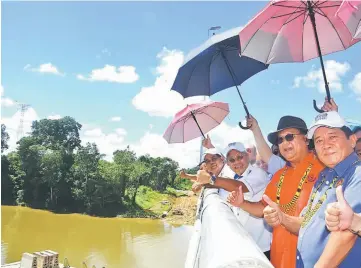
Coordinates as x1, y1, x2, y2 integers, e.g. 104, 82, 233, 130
204, 155, 221, 164
277, 133, 302, 145
227, 154, 244, 163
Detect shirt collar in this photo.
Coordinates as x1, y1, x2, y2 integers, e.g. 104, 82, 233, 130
333, 152, 359, 177
234, 164, 251, 179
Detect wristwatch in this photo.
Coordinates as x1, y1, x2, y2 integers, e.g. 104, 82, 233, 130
209, 174, 217, 185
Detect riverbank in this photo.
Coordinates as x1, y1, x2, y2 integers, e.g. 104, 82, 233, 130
117, 186, 198, 226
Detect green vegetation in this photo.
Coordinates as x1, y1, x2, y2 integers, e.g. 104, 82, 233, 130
1, 119, 196, 218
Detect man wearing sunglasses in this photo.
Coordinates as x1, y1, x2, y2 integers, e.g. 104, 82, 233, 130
227, 115, 325, 268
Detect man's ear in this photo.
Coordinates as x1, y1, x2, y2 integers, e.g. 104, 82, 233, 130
350, 134, 357, 149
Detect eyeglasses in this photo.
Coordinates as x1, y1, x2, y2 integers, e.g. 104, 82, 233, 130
227, 154, 244, 163
204, 155, 220, 164
277, 133, 302, 145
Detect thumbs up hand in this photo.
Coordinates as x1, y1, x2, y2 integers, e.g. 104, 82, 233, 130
263, 195, 284, 227
227, 185, 244, 207
325, 186, 354, 231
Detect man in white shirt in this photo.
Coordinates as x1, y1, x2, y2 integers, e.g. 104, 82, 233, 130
224, 142, 272, 259
191, 148, 234, 193
197, 142, 272, 259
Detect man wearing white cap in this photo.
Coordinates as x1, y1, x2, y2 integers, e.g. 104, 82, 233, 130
257, 111, 361, 268
197, 142, 272, 258
225, 142, 272, 259
191, 147, 234, 193
294, 111, 361, 268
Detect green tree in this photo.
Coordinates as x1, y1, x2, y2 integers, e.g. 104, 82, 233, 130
1, 124, 10, 153
71, 143, 103, 213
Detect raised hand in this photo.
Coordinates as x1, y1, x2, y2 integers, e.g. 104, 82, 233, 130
196, 170, 211, 185
191, 182, 202, 193
202, 135, 214, 149
263, 195, 284, 227
179, 169, 186, 178
227, 185, 244, 207
325, 186, 354, 231
246, 115, 260, 132
321, 97, 338, 112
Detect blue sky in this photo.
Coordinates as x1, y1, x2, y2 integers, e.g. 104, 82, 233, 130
1, 1, 361, 168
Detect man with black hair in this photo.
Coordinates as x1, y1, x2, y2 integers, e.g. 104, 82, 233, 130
353, 126, 361, 140
355, 138, 361, 159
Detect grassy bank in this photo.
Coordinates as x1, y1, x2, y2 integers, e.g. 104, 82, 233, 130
118, 186, 198, 225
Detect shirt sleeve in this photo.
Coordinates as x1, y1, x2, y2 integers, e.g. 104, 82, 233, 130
267, 154, 286, 175
261, 173, 278, 207
240, 167, 270, 197
343, 166, 361, 214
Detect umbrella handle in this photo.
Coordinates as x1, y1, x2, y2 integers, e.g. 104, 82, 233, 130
313, 99, 326, 113
239, 121, 251, 130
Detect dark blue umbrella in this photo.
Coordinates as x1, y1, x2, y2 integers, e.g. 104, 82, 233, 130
171, 27, 268, 129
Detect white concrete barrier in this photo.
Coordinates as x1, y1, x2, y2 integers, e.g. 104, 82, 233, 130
185, 188, 274, 268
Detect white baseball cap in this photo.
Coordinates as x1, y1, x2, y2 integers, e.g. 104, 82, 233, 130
202, 148, 224, 160
224, 142, 246, 156
307, 111, 347, 139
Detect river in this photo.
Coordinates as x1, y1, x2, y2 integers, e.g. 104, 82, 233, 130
1, 206, 194, 268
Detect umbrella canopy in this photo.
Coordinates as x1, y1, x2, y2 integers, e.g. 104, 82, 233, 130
239, 0, 360, 64
163, 101, 229, 144
171, 26, 268, 98
337, 0, 361, 39
238, 0, 361, 112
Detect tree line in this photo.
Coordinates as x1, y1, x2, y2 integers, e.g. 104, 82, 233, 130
1, 117, 193, 217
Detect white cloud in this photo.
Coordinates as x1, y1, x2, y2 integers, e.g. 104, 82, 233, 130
1, 97, 16, 107
82, 127, 128, 159
129, 120, 255, 168
84, 128, 104, 137
1, 86, 16, 107
132, 47, 208, 118
349, 72, 361, 96
82, 118, 255, 168
115, 128, 127, 136
1, 107, 39, 152
47, 114, 62, 120
110, 116, 122, 122
293, 60, 351, 93
24, 63, 64, 76
77, 65, 139, 83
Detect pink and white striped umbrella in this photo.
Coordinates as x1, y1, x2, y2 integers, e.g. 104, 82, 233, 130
163, 101, 229, 144
337, 0, 361, 39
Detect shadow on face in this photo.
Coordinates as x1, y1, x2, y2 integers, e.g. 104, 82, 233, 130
227, 149, 249, 175
314, 127, 356, 168
277, 128, 308, 163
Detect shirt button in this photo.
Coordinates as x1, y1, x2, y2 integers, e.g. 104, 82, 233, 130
297, 256, 300, 260
326, 181, 329, 185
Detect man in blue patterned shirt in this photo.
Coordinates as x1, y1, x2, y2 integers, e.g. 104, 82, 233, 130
260, 111, 361, 268
296, 111, 361, 268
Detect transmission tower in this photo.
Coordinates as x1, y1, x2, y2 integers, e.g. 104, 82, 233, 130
16, 103, 30, 140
